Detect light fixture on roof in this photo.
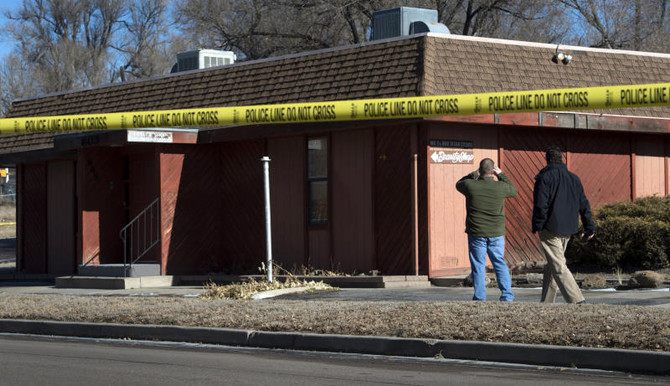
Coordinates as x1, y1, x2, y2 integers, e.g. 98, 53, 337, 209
553, 44, 572, 65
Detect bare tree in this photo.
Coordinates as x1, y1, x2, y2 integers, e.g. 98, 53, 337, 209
429, 0, 570, 41
116, 0, 177, 81
557, 0, 669, 51
174, 0, 356, 60
3, 0, 126, 93
176, 0, 573, 60
0, 54, 39, 114
0, 0, 180, 112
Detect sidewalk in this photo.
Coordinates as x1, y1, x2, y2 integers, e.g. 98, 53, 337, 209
1, 281, 669, 307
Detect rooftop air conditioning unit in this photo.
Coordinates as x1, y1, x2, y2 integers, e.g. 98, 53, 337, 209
171, 49, 237, 73
371, 7, 450, 41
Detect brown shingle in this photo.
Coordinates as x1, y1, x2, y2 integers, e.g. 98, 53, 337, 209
423, 36, 670, 117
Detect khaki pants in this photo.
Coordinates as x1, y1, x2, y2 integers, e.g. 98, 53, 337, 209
539, 230, 585, 304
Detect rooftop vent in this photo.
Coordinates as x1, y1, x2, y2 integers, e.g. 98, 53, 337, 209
371, 7, 449, 41
171, 49, 237, 73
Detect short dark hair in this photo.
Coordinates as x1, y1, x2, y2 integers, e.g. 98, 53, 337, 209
479, 158, 494, 175
546, 146, 563, 164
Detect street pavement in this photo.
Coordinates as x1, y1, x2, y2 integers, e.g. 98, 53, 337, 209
1, 335, 665, 385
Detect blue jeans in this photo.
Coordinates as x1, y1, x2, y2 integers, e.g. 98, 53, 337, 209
467, 235, 514, 301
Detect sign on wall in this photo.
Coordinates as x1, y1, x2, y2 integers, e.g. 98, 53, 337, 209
429, 139, 474, 164
429, 140, 473, 148
127, 130, 173, 143
429, 148, 475, 164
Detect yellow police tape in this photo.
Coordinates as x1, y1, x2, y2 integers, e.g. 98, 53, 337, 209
2, 83, 669, 134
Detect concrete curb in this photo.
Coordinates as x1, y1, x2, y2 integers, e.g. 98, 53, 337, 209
55, 276, 176, 289
0, 319, 668, 375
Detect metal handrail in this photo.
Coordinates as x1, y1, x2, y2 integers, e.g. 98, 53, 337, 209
120, 198, 160, 277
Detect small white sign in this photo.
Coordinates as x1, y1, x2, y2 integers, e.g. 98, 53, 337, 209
127, 130, 173, 143
430, 149, 475, 164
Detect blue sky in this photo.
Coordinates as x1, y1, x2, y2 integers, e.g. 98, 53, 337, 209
0, 0, 22, 57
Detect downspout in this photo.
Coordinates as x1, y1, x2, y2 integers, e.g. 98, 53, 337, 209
261, 156, 273, 283
411, 152, 419, 275
410, 124, 420, 276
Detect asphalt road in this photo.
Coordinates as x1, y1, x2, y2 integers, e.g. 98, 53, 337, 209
0, 335, 665, 385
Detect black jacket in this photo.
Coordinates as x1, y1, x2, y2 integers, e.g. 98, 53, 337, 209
532, 163, 595, 235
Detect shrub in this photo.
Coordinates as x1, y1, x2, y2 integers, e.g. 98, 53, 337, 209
566, 196, 670, 270
627, 270, 665, 289
581, 274, 608, 289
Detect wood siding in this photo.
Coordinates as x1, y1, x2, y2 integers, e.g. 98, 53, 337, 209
19, 163, 47, 273
569, 132, 631, 208
634, 135, 666, 198
268, 136, 306, 270
308, 227, 330, 269
501, 129, 566, 264
422, 125, 633, 271
79, 148, 125, 266
426, 123, 498, 276
501, 128, 631, 265
160, 145, 222, 275
375, 125, 413, 275
47, 160, 76, 275
218, 140, 265, 273
331, 129, 374, 273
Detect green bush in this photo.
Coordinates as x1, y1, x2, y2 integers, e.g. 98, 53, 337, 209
566, 196, 670, 270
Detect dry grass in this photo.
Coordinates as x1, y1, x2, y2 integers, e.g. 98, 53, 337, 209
0, 294, 668, 352
201, 277, 333, 300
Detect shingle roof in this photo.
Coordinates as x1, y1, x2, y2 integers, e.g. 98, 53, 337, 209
2, 33, 670, 155
7, 38, 423, 117
423, 35, 670, 117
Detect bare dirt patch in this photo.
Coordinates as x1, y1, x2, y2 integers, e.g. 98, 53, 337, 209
0, 294, 668, 352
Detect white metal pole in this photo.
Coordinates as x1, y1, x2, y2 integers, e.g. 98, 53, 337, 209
261, 156, 273, 283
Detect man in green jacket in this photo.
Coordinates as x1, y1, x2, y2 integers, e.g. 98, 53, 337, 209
456, 158, 518, 301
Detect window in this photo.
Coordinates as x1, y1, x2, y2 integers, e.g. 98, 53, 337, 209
307, 137, 328, 225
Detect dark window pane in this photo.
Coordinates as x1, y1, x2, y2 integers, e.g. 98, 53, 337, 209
309, 180, 328, 223
308, 137, 327, 178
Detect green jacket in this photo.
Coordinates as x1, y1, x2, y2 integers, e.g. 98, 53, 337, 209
456, 171, 517, 237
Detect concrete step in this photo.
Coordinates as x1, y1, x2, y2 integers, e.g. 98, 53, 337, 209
78, 263, 160, 278
55, 275, 175, 289
431, 276, 468, 287
380, 275, 433, 288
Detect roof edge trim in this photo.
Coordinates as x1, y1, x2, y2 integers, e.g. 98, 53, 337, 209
426, 32, 670, 59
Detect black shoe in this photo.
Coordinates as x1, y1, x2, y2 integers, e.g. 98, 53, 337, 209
576, 300, 586, 305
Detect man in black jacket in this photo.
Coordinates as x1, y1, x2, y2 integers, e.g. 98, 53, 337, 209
532, 146, 595, 304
